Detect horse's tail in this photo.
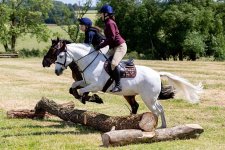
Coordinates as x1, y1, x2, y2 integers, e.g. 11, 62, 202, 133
159, 72, 203, 104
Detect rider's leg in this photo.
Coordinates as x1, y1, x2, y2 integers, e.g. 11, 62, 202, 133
111, 66, 122, 92
110, 43, 127, 93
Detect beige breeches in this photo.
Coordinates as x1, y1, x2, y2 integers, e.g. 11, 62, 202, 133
107, 43, 127, 70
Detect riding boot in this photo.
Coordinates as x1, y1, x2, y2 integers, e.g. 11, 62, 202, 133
110, 66, 122, 92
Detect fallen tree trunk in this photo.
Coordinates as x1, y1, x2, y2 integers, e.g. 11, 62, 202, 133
101, 124, 204, 147
33, 97, 158, 132
7, 97, 158, 132
7, 101, 75, 119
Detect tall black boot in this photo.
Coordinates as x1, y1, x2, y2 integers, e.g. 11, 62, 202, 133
110, 66, 122, 92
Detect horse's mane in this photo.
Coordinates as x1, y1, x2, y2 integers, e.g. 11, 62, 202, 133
67, 43, 95, 53
52, 39, 72, 44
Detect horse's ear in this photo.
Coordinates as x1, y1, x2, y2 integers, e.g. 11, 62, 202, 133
57, 37, 59, 41
62, 41, 67, 50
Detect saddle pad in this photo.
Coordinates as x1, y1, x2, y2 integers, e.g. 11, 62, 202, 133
104, 61, 136, 78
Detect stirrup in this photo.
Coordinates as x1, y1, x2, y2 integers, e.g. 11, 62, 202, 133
110, 86, 122, 93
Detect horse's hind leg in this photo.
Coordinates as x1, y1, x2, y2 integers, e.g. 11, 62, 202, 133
155, 101, 166, 128
124, 96, 139, 114
140, 93, 167, 128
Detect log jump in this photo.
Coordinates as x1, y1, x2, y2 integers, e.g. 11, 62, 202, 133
7, 97, 158, 132
7, 97, 204, 147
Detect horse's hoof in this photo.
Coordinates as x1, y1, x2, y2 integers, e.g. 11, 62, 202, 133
131, 103, 139, 114
92, 94, 104, 104
69, 88, 81, 99
157, 125, 167, 129
81, 99, 86, 104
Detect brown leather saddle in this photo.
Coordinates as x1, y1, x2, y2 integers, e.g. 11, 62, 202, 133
104, 57, 136, 78
102, 57, 136, 92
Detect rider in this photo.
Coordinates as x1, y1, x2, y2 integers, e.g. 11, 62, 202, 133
78, 17, 105, 49
96, 4, 127, 93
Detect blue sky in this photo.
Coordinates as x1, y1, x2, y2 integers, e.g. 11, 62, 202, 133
57, 0, 97, 6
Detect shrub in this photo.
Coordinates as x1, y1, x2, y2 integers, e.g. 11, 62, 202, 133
125, 51, 140, 59
18, 48, 44, 58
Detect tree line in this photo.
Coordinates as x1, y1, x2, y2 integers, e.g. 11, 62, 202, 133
96, 0, 225, 60
1, 0, 225, 60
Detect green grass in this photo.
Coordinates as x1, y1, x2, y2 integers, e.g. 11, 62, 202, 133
0, 25, 71, 53
0, 58, 225, 149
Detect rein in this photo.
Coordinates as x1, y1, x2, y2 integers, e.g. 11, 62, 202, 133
76, 51, 100, 84
56, 46, 101, 84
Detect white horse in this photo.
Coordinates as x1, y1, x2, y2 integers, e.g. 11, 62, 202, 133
54, 42, 203, 128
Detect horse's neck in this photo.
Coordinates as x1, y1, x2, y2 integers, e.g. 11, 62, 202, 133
67, 43, 105, 71
67, 43, 91, 58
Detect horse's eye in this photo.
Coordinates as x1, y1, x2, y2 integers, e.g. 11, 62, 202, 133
59, 55, 63, 59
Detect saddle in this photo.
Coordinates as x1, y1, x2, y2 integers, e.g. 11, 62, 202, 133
104, 57, 136, 78
102, 57, 136, 92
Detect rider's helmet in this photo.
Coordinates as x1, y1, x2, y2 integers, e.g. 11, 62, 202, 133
78, 17, 92, 27
99, 4, 114, 14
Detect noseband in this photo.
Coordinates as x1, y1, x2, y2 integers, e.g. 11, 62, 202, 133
55, 50, 70, 69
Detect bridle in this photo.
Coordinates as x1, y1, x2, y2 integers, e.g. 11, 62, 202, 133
44, 41, 63, 65
54, 42, 100, 83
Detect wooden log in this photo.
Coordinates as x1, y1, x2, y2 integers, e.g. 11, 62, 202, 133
7, 109, 48, 119
101, 124, 204, 147
7, 100, 75, 119
34, 97, 158, 132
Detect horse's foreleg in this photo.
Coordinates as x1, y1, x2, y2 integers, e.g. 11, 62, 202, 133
69, 80, 85, 100
71, 80, 85, 89
123, 96, 139, 114
78, 83, 100, 96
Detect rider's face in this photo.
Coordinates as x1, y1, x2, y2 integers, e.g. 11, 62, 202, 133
80, 25, 86, 32
100, 13, 106, 21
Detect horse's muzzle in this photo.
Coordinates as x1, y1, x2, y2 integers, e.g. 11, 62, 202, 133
55, 68, 63, 76
42, 59, 51, 67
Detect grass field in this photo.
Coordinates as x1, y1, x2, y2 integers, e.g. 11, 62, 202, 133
0, 58, 225, 149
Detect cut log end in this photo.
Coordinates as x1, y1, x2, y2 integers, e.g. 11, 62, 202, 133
139, 112, 158, 131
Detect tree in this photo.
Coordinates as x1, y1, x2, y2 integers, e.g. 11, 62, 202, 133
54, 0, 92, 42
0, 0, 53, 52
0, 2, 11, 51
97, 0, 225, 60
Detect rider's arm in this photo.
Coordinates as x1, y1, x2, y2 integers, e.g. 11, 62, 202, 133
84, 31, 95, 45
99, 21, 116, 48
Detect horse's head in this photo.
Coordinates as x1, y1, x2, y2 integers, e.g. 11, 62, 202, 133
54, 46, 75, 76
55, 42, 96, 76
42, 38, 71, 67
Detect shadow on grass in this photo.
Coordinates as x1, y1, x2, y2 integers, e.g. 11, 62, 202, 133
1, 120, 99, 138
